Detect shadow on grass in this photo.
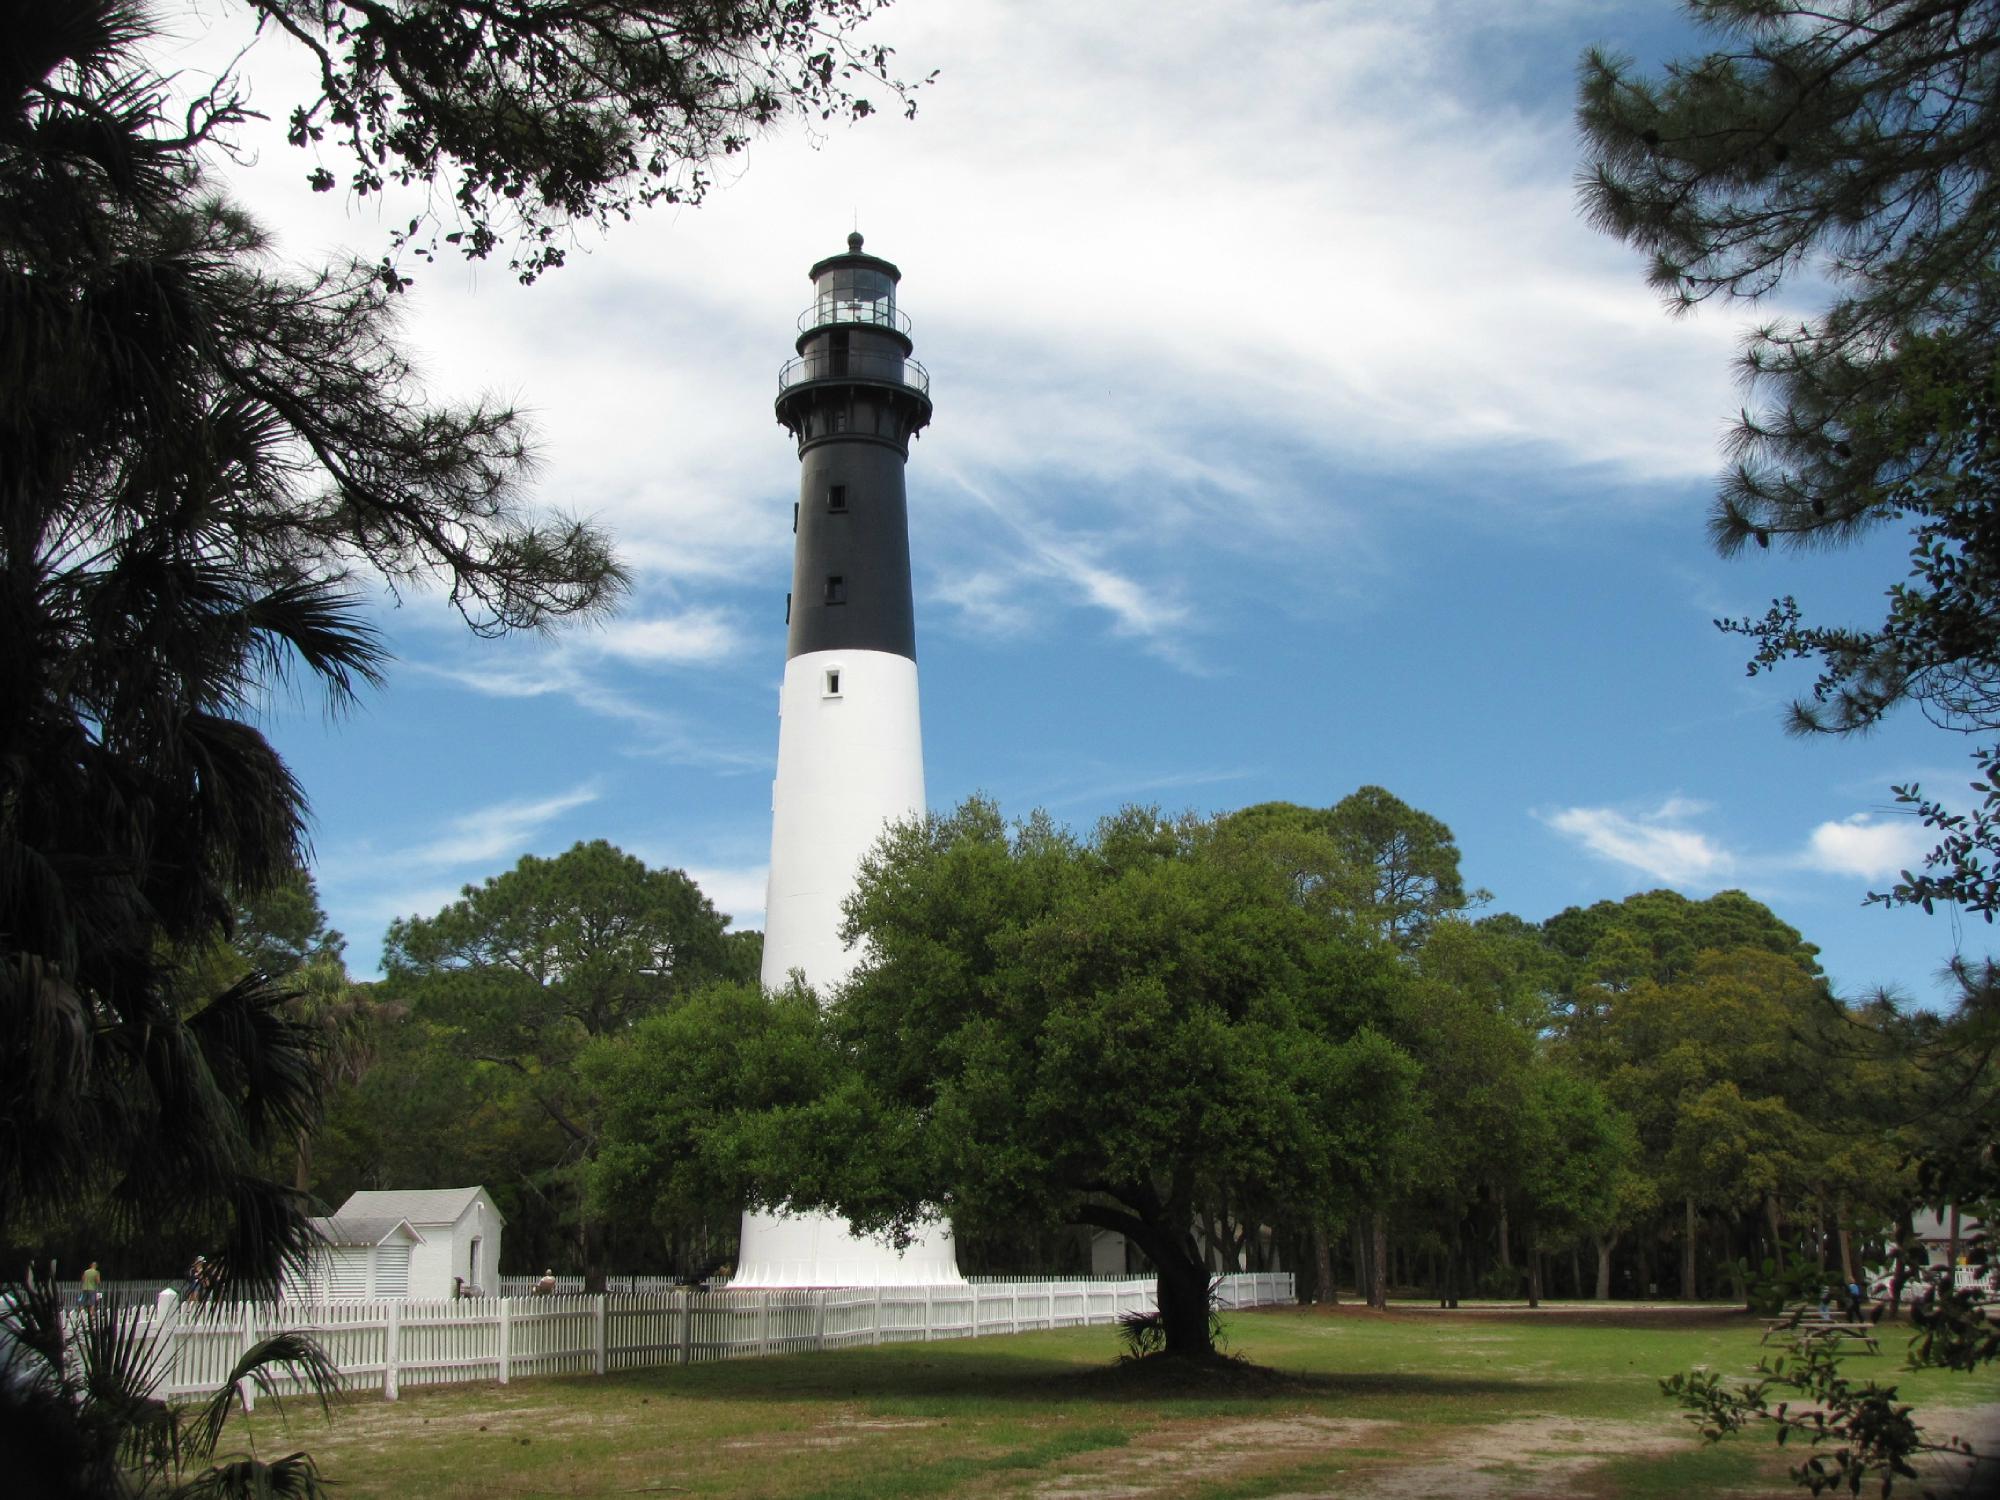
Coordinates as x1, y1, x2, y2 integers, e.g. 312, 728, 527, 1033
602, 1342, 1550, 1409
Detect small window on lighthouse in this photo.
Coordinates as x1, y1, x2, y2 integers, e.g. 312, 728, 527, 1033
825, 575, 846, 605
824, 669, 842, 697
827, 485, 848, 512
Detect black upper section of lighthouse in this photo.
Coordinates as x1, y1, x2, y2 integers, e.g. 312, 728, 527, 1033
776, 234, 931, 663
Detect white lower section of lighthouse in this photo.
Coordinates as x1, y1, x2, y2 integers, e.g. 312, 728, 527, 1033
731, 648, 963, 1288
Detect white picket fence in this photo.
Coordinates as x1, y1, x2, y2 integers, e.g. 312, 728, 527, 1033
141, 1272, 1293, 1403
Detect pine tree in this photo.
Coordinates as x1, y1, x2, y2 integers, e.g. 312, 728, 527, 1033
1579, 0, 2000, 917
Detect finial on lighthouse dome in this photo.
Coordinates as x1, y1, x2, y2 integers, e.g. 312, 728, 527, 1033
847, 231, 864, 252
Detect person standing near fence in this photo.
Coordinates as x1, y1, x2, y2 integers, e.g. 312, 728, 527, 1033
79, 1261, 101, 1308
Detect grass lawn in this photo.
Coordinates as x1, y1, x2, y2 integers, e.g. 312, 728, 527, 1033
230, 1302, 2000, 1499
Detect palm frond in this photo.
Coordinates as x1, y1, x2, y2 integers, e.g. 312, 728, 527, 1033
183, 1331, 340, 1465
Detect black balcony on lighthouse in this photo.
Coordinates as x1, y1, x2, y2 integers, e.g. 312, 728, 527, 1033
775, 233, 932, 664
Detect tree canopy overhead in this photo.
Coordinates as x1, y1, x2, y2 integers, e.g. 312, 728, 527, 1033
1577, 0, 2000, 917
242, 0, 930, 282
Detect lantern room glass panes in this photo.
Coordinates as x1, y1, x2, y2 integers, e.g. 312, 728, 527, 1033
813, 266, 896, 331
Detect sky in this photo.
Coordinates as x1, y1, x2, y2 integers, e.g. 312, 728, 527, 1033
156, 0, 1988, 1003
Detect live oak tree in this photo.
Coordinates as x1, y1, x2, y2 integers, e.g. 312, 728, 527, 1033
582, 981, 828, 1280
1578, 0, 2000, 918
770, 799, 1420, 1359
381, 840, 740, 1287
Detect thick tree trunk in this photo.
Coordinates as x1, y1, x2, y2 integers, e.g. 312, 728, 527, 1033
1313, 1225, 1336, 1304
1682, 1197, 1699, 1302
1594, 1232, 1617, 1300
582, 1215, 608, 1294
1837, 1199, 1856, 1287
1156, 1255, 1213, 1356
1888, 1206, 1917, 1320
1369, 1212, 1389, 1309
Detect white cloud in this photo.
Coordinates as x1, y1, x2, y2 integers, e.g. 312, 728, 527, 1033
406, 784, 603, 868
1801, 815, 1931, 880
168, 0, 1751, 671
680, 864, 770, 932
1542, 800, 1736, 884
587, 608, 743, 665
402, 654, 771, 772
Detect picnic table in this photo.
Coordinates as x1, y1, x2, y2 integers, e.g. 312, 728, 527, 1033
1758, 1312, 1881, 1354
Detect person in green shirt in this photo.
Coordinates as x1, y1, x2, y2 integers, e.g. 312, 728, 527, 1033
79, 1261, 101, 1308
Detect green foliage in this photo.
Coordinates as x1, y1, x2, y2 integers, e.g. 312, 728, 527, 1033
385, 839, 736, 1048
1578, 0, 2000, 917
767, 797, 1422, 1355
1738, 1252, 1824, 1317
1910, 1283, 2000, 1374
3, 0, 626, 1288
583, 981, 827, 1277
1221, 787, 1479, 949
376, 841, 744, 1279
0, 1278, 339, 1497
1663, 1341, 1970, 1497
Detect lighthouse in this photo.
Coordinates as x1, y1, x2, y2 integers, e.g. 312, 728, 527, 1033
731, 235, 964, 1288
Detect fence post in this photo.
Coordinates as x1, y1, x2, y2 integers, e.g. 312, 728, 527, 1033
922, 1285, 933, 1342
383, 1302, 401, 1401
815, 1290, 828, 1351
497, 1298, 511, 1385
872, 1285, 884, 1346
238, 1303, 257, 1413
594, 1294, 608, 1375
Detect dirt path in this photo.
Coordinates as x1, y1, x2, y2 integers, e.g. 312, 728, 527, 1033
987, 1399, 2000, 1499
988, 1411, 1686, 1500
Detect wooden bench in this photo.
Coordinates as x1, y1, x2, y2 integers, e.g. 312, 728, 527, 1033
1759, 1317, 1880, 1355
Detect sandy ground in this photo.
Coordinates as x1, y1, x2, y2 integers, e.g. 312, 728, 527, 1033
999, 1303, 2000, 1500
999, 1403, 2000, 1500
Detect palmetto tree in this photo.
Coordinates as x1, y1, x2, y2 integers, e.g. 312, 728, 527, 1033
0, 0, 621, 1289
0, 1278, 339, 1498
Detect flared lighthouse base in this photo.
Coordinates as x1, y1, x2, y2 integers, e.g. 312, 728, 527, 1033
731, 1207, 964, 1288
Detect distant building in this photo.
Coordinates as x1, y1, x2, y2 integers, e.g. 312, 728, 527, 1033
290, 1214, 424, 1300
289, 1186, 504, 1300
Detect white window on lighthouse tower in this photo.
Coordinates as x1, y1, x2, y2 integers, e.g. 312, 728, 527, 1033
823, 668, 843, 697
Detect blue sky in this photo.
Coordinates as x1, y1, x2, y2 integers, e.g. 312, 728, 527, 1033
168, 0, 1984, 1002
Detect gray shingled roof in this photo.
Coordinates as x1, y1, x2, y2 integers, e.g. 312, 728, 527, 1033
311, 1215, 423, 1248
333, 1187, 503, 1228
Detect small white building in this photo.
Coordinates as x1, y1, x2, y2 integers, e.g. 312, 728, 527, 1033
290, 1215, 424, 1300
294, 1187, 505, 1301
